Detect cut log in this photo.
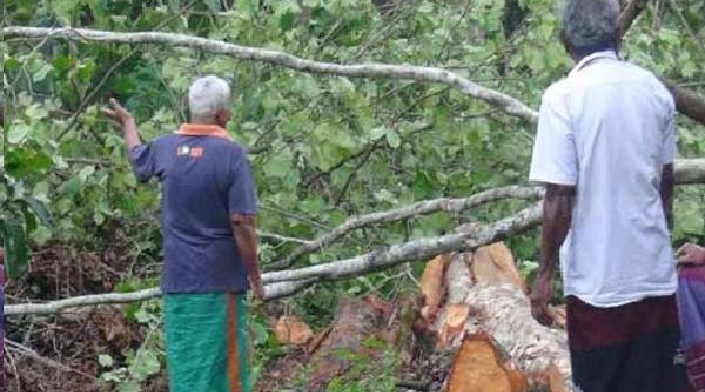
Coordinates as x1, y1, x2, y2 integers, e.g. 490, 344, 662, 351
445, 333, 528, 392
464, 284, 570, 390
425, 249, 571, 392
307, 295, 393, 391
437, 303, 473, 348
420, 254, 449, 321
472, 242, 527, 293
274, 316, 314, 345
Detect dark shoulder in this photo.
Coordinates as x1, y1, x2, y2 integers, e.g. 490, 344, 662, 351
150, 134, 179, 149
215, 139, 247, 159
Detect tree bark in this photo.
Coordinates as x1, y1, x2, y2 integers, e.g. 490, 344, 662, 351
430, 251, 570, 392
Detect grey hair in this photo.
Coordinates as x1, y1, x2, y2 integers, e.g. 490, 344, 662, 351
561, 0, 619, 53
188, 75, 231, 122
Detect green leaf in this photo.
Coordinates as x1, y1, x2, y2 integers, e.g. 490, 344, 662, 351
99, 354, 114, 368
33, 64, 54, 82
5, 149, 53, 178
203, 0, 221, 13
1, 219, 29, 279
79, 166, 96, 182
385, 130, 401, 148
23, 196, 53, 228
26, 105, 49, 121
7, 124, 30, 143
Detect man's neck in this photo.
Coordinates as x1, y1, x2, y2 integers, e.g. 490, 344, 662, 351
572, 46, 617, 62
189, 120, 225, 128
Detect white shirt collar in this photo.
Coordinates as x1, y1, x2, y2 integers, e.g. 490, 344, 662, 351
570, 50, 619, 76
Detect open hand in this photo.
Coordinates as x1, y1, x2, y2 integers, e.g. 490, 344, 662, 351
102, 98, 134, 126
677, 243, 705, 266
530, 272, 554, 326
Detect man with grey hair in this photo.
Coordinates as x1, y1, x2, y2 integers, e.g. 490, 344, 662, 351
104, 75, 262, 392
528, 0, 694, 391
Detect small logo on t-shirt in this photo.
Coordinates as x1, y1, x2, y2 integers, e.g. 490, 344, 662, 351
176, 145, 204, 158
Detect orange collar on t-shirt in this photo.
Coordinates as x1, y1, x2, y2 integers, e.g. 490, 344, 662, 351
175, 123, 231, 140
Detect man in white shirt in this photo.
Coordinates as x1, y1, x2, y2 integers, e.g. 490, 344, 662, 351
529, 1, 693, 391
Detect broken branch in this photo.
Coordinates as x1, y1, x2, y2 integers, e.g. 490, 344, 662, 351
3, 27, 539, 123
275, 186, 544, 269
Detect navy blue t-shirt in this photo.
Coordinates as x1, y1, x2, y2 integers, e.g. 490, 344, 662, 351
128, 133, 257, 294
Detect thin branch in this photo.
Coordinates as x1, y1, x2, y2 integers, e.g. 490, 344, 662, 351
256, 231, 312, 245
64, 158, 112, 166
5, 339, 96, 380
3, 26, 539, 123
273, 186, 544, 270
59, 48, 138, 139
618, 0, 647, 39
258, 204, 332, 230
263, 203, 542, 284
666, 0, 705, 54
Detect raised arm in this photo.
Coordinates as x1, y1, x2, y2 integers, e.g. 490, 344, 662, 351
530, 184, 576, 325
103, 98, 141, 150
230, 214, 263, 301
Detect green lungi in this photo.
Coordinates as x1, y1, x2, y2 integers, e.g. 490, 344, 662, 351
163, 293, 251, 392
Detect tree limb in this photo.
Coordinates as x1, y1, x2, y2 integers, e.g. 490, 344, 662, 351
7, 25, 705, 127
3, 26, 538, 123
618, 0, 647, 39
4, 279, 316, 316
674, 158, 705, 184
266, 203, 542, 284
273, 186, 544, 270
616, 1, 705, 125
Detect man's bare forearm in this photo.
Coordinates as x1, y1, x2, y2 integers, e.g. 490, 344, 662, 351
539, 185, 576, 278
121, 117, 142, 150
230, 215, 261, 286
660, 164, 674, 230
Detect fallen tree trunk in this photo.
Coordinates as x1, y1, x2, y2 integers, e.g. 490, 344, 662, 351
429, 247, 570, 392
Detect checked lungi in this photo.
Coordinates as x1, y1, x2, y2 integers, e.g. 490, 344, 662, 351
678, 265, 705, 391
566, 295, 694, 392
163, 292, 251, 392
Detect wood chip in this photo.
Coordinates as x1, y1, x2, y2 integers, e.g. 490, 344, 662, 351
274, 316, 314, 345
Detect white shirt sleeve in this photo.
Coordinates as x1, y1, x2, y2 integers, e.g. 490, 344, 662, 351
662, 104, 677, 164
529, 89, 578, 186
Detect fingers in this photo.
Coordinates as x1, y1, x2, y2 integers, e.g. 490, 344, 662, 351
678, 253, 697, 265
531, 305, 553, 326
677, 242, 695, 255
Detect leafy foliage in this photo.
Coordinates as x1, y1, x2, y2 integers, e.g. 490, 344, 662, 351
3, 0, 705, 389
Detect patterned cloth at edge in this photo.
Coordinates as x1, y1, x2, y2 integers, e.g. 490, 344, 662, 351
678, 265, 705, 392
1, 254, 5, 392
163, 292, 251, 392
566, 294, 694, 392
